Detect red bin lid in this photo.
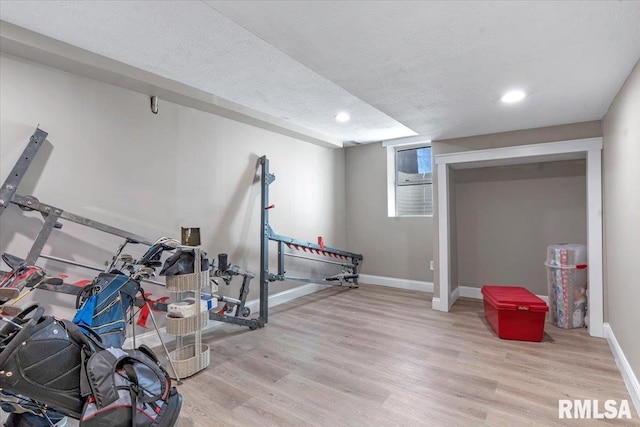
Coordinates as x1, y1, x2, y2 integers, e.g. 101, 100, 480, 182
481, 285, 549, 312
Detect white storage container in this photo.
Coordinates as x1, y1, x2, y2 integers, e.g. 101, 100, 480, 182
545, 244, 588, 329
167, 295, 217, 318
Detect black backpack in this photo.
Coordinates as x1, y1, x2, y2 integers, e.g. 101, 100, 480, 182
77, 346, 182, 427
64, 324, 182, 427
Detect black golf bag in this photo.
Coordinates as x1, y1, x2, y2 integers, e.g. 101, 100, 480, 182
0, 305, 182, 426
0, 305, 86, 418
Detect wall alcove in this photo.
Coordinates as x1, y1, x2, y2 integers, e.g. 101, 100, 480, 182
432, 138, 603, 338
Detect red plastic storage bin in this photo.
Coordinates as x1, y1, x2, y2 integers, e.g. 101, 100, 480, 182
481, 285, 549, 342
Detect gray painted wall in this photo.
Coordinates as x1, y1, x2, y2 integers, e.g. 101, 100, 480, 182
602, 59, 640, 379
0, 54, 346, 319
344, 123, 600, 291
431, 121, 602, 297
345, 143, 433, 283
455, 160, 587, 295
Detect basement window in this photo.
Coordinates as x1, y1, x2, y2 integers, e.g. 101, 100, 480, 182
387, 145, 433, 216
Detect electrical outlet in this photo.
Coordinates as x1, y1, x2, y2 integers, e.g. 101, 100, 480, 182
429, 260, 434, 271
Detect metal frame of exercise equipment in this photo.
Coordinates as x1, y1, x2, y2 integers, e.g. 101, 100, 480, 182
0, 130, 188, 383
258, 155, 363, 324
0, 128, 154, 292
209, 256, 259, 328
0, 128, 262, 330
1, 132, 362, 334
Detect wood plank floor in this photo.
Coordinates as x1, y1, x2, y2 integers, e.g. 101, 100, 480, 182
173, 284, 639, 426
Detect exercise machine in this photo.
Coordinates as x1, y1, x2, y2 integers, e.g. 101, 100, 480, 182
258, 156, 363, 323
209, 253, 260, 329
0, 128, 263, 331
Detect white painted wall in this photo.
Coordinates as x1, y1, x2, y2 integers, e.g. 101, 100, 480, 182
602, 59, 640, 382
0, 54, 345, 321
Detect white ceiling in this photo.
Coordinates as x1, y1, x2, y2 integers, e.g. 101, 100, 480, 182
1, 1, 639, 145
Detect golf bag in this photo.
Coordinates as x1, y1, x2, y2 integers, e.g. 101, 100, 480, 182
0, 305, 182, 426
73, 272, 139, 348
0, 305, 86, 418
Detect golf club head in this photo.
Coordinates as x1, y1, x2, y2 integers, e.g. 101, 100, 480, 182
0, 288, 21, 301
139, 246, 161, 265
43, 277, 63, 286
118, 254, 134, 263
139, 238, 179, 267
23, 269, 46, 288
162, 240, 179, 249
134, 267, 155, 280
153, 237, 179, 248
1, 253, 26, 270
0, 305, 22, 317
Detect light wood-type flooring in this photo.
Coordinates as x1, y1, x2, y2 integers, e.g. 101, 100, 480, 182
174, 284, 639, 426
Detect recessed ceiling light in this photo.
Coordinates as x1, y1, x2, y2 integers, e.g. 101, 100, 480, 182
335, 112, 351, 122
501, 90, 526, 103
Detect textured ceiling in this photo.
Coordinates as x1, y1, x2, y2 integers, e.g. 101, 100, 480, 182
208, 1, 640, 141
0, 1, 415, 143
1, 1, 640, 145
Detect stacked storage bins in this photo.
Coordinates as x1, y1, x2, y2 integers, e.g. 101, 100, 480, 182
545, 244, 588, 329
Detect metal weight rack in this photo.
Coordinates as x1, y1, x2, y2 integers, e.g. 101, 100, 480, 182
0, 128, 262, 330
1, 131, 363, 335
258, 156, 363, 324
0, 128, 154, 289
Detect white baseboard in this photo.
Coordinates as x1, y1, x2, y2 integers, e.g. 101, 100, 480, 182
124, 282, 330, 349
459, 286, 482, 299
604, 323, 640, 418
451, 286, 460, 304
245, 282, 330, 312
359, 274, 433, 293
431, 297, 444, 311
